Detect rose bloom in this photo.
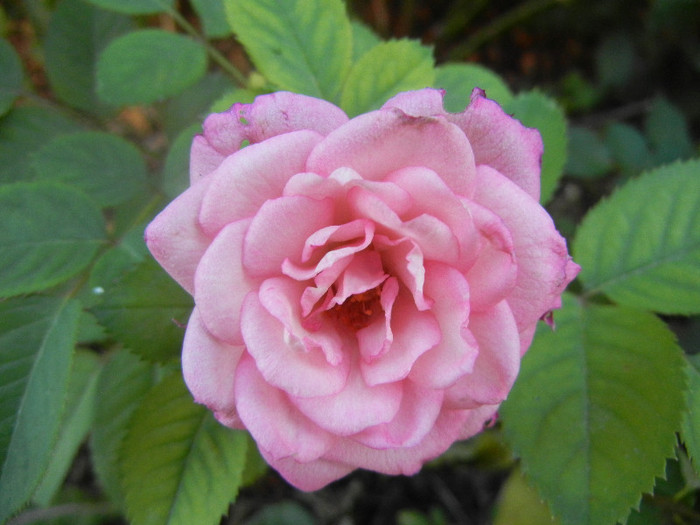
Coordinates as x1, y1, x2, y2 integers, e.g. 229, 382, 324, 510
146, 88, 579, 491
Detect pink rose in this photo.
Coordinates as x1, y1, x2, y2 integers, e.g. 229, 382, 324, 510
145, 88, 579, 490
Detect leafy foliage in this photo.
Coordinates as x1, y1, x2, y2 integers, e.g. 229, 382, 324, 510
0, 38, 22, 117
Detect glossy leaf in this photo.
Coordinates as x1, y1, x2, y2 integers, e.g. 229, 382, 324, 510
0, 182, 106, 298
340, 39, 435, 116
122, 373, 248, 525
89, 258, 193, 363
0, 38, 22, 116
32, 131, 148, 207
0, 106, 83, 184
501, 295, 686, 525
97, 30, 207, 105
44, 0, 132, 113
505, 91, 567, 204
434, 63, 513, 111
574, 159, 700, 314
90, 349, 157, 509
0, 297, 80, 524
226, 0, 352, 101
33, 350, 101, 506
83, 0, 175, 15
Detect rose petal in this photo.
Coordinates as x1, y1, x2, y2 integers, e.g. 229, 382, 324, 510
360, 289, 440, 386
376, 236, 433, 311
199, 130, 324, 236
409, 262, 478, 388
473, 165, 580, 349
194, 219, 256, 345
382, 88, 447, 117
307, 107, 476, 197
356, 276, 399, 361
242, 195, 335, 278
444, 300, 520, 408
353, 381, 444, 449
235, 354, 335, 462
144, 176, 213, 294
240, 282, 349, 397
182, 308, 246, 427
331, 250, 387, 306
258, 448, 353, 491
291, 358, 403, 436
450, 89, 543, 201
189, 135, 226, 182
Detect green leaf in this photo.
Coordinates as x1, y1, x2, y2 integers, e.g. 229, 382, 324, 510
0, 296, 80, 524
122, 373, 248, 525
501, 295, 686, 525
645, 97, 694, 165
604, 123, 651, 177
574, 159, 700, 314
190, 0, 231, 38
209, 88, 258, 113
44, 0, 132, 114
565, 126, 612, 179
0, 182, 106, 298
0, 106, 83, 184
90, 348, 157, 509
83, 0, 175, 15
97, 30, 207, 105
31, 131, 148, 207
434, 63, 513, 111
682, 360, 700, 476
0, 38, 22, 116
33, 350, 101, 506
340, 39, 435, 117
504, 91, 567, 204
493, 468, 560, 525
350, 19, 381, 61
595, 33, 636, 90
226, 0, 352, 101
90, 258, 193, 363
162, 124, 200, 199
245, 501, 316, 525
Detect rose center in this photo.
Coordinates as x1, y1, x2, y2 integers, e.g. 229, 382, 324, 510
327, 287, 382, 331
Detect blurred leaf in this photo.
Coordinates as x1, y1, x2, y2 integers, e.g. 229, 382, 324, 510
604, 123, 651, 177
226, 0, 352, 101
559, 71, 601, 113
122, 373, 248, 525
244, 501, 316, 525
162, 124, 200, 199
209, 88, 258, 113
505, 91, 567, 204
565, 126, 612, 179
33, 350, 101, 506
0, 182, 106, 298
0, 296, 80, 524
340, 39, 435, 117
435, 63, 513, 111
595, 33, 637, 90
350, 19, 381, 61
44, 0, 132, 114
31, 131, 148, 207
83, 0, 175, 15
97, 30, 207, 105
574, 159, 700, 314
90, 348, 157, 509
493, 468, 559, 525
240, 435, 269, 488
645, 97, 694, 164
501, 295, 686, 525
0, 106, 83, 184
89, 258, 193, 363
682, 360, 700, 476
163, 71, 233, 140
190, 0, 231, 38
0, 38, 22, 116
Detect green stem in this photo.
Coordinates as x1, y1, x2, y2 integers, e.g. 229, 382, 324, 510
166, 7, 248, 87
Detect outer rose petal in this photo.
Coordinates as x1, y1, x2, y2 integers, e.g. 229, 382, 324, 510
144, 175, 213, 294
450, 88, 543, 201
381, 88, 447, 117
473, 165, 580, 349
198, 130, 324, 235
182, 308, 245, 428
190, 91, 348, 180
258, 448, 353, 492
194, 219, 256, 346
306, 106, 477, 197
235, 354, 336, 463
